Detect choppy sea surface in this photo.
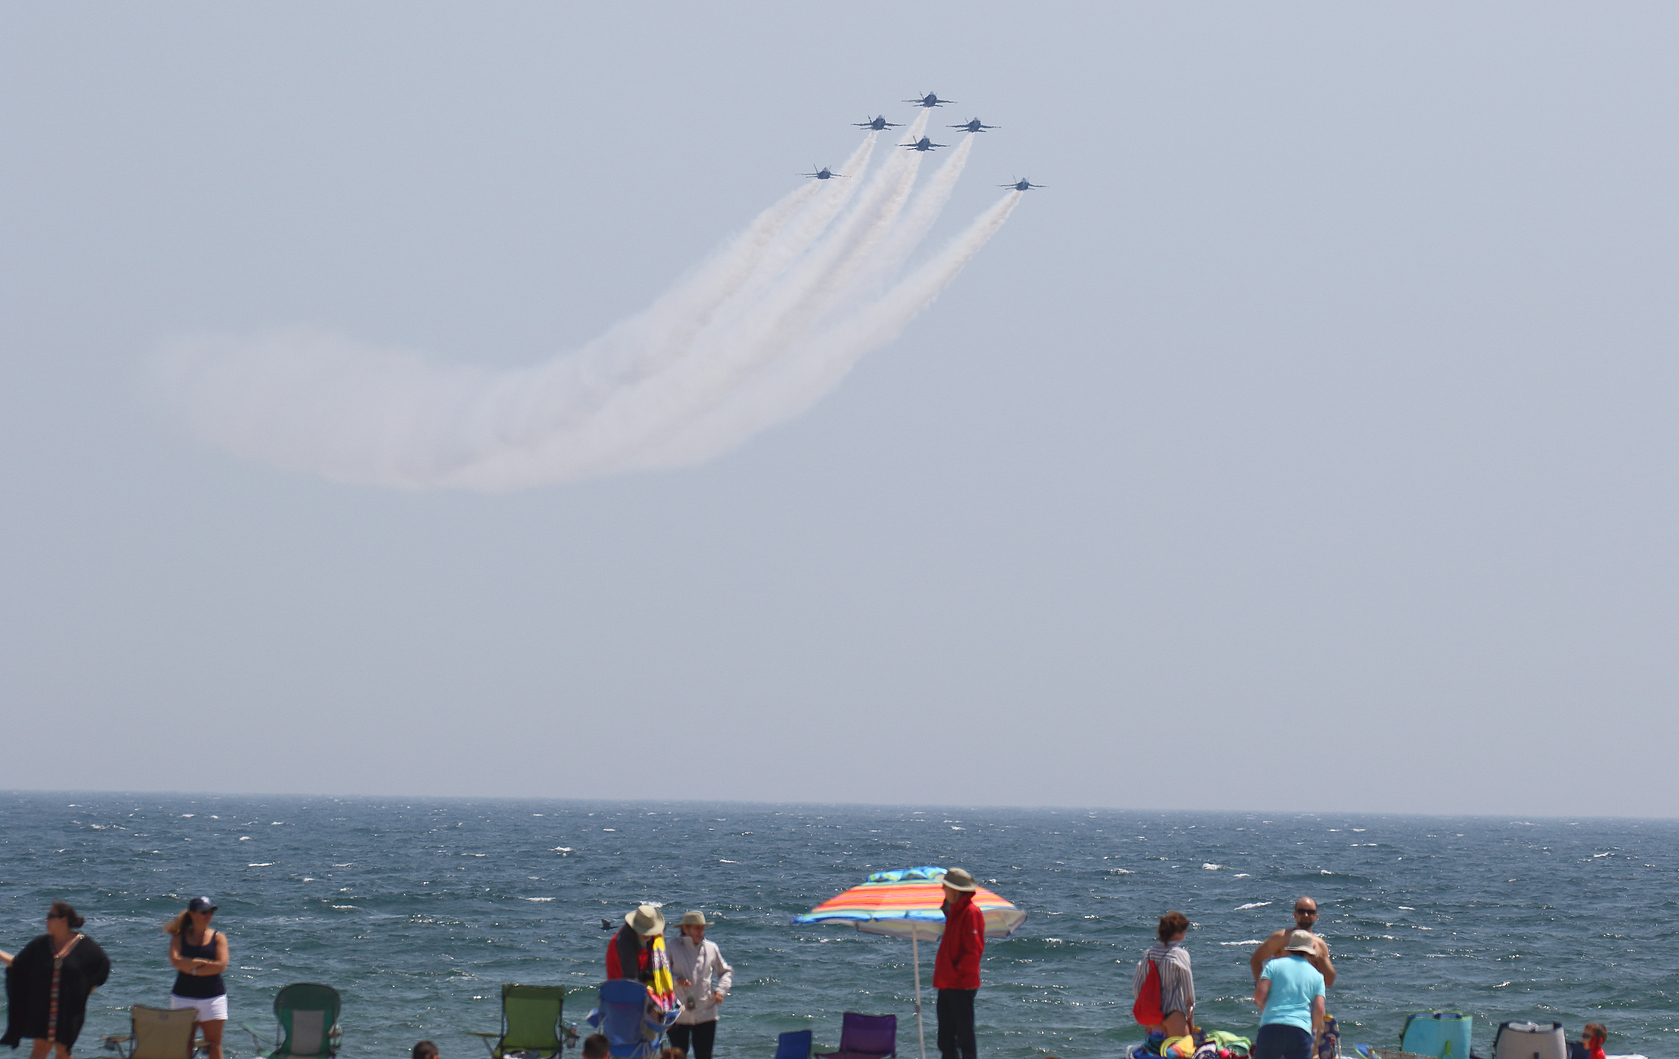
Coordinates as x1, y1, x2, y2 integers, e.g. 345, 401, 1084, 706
0, 794, 1673, 1059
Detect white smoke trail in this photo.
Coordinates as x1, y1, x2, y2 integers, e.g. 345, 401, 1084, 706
816, 132, 975, 327
159, 111, 1022, 491
455, 116, 937, 483
629, 192, 1024, 471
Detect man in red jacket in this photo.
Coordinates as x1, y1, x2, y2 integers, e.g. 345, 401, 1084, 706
934, 868, 985, 1059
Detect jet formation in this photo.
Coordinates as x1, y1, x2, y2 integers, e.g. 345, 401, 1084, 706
810, 94, 1038, 186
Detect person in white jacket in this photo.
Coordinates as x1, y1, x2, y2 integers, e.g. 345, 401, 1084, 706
668, 911, 732, 1059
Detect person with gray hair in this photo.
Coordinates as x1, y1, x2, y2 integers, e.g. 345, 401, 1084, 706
668, 911, 732, 1059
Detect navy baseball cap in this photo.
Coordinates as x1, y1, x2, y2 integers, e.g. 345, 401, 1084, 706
188, 896, 217, 913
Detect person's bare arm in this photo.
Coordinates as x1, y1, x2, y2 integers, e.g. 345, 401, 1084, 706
1311, 994, 1326, 1041
0, 949, 12, 967
1310, 939, 1336, 989
1253, 978, 1271, 1010
1250, 932, 1284, 983
203, 932, 230, 976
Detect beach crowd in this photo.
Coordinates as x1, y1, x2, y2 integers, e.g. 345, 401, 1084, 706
0, 887, 1618, 1059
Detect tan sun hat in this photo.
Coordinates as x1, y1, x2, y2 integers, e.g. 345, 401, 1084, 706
625, 903, 666, 935
680, 911, 709, 927
1284, 929, 1317, 953
941, 867, 979, 892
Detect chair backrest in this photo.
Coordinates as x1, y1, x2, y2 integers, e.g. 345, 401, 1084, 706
1402, 1012, 1473, 1058
273, 982, 343, 1059
775, 1030, 814, 1059
500, 984, 566, 1055
597, 980, 654, 1058
128, 1005, 197, 1059
838, 1014, 896, 1058
1494, 1022, 1567, 1059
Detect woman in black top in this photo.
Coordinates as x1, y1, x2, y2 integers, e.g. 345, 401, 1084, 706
166, 897, 229, 1059
0, 901, 112, 1059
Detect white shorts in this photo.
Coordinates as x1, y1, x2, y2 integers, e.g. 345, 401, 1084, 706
170, 994, 228, 1022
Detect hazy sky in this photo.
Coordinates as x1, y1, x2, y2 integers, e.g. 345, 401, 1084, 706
3, 3, 1676, 816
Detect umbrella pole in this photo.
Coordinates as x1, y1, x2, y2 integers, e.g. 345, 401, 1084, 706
913, 934, 927, 1059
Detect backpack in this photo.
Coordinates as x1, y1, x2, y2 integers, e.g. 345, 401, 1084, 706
1133, 959, 1165, 1026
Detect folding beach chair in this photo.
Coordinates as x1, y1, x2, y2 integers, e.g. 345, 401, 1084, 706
1402, 1012, 1473, 1058
241, 983, 342, 1059
1492, 1022, 1566, 1059
470, 984, 574, 1059
775, 1031, 815, 1059
585, 980, 678, 1059
815, 1013, 897, 1059
102, 1005, 201, 1059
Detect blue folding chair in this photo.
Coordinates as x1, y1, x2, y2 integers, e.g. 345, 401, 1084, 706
775, 1032, 814, 1059
585, 981, 677, 1059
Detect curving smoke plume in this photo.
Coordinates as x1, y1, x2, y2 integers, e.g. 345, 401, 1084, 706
159, 111, 1024, 491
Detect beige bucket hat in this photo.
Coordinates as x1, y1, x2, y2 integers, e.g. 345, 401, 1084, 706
1284, 929, 1318, 952
625, 903, 666, 935
680, 910, 709, 927
941, 867, 980, 892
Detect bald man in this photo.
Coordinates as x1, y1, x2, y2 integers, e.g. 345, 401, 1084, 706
1250, 897, 1335, 989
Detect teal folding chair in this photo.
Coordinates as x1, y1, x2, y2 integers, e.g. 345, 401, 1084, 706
241, 983, 342, 1059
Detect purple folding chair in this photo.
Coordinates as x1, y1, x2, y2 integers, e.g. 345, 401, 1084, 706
815, 1013, 896, 1059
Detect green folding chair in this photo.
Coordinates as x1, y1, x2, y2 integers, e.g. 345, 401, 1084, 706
241, 983, 342, 1059
470, 984, 573, 1059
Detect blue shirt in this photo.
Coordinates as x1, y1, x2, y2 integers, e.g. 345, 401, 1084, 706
1259, 954, 1325, 1031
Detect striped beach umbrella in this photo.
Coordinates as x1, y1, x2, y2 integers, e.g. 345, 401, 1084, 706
792, 867, 1026, 1059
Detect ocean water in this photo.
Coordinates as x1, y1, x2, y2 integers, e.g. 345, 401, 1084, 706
0, 794, 1673, 1059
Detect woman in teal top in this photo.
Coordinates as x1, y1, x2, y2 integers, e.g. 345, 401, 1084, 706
1251, 931, 1325, 1059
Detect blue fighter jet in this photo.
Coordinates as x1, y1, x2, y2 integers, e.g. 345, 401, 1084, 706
854, 115, 903, 131
802, 166, 844, 180
949, 117, 998, 133
1000, 178, 1044, 191
904, 92, 954, 108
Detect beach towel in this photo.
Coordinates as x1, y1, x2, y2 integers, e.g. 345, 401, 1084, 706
647, 935, 675, 1012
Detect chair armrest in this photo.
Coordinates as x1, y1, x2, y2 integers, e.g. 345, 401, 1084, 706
467, 1033, 502, 1040
239, 1023, 268, 1055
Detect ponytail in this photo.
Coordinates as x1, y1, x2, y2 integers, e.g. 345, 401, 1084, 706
164, 909, 193, 936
